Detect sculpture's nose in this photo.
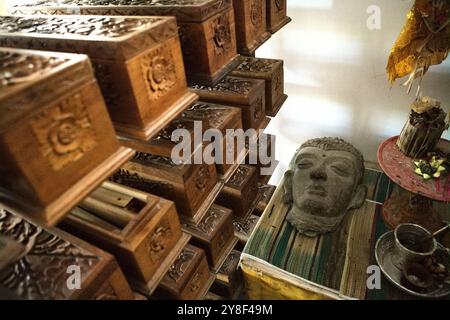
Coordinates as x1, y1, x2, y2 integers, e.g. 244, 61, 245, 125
310, 163, 327, 180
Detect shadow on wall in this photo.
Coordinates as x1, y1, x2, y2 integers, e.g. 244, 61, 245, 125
257, 0, 450, 185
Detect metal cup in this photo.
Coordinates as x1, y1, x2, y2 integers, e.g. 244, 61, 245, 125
391, 223, 437, 270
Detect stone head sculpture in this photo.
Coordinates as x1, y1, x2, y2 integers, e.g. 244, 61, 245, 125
283, 137, 367, 237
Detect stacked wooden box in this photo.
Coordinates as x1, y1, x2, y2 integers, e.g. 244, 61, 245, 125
0, 0, 291, 300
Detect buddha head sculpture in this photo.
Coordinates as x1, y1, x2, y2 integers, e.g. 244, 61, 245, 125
283, 137, 367, 237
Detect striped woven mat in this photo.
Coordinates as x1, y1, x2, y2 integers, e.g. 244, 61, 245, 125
244, 166, 450, 299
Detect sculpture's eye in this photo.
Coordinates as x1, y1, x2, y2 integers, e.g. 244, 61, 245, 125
331, 164, 351, 177
297, 159, 313, 169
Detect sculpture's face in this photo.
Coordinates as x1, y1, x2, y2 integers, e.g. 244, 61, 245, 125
291, 146, 359, 219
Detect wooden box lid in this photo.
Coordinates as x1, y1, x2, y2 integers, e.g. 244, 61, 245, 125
231, 56, 282, 78
225, 165, 257, 192
190, 76, 265, 105
159, 244, 204, 295
182, 204, 232, 242
10, 0, 233, 23
0, 47, 94, 131
181, 101, 242, 132
0, 15, 177, 62
0, 209, 125, 300
122, 117, 199, 159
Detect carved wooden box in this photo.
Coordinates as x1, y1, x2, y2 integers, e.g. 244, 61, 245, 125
182, 204, 238, 271
190, 77, 270, 131
60, 182, 189, 296
211, 249, 243, 299
230, 57, 287, 117
0, 48, 133, 227
0, 209, 134, 300
232, 0, 271, 55
111, 153, 221, 224
156, 244, 215, 300
0, 15, 197, 140
266, 0, 291, 34
9, 0, 240, 86
233, 214, 260, 248
217, 165, 259, 219
254, 184, 277, 216
181, 102, 243, 177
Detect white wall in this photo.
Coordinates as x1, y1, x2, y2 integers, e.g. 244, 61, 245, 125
259, 0, 450, 185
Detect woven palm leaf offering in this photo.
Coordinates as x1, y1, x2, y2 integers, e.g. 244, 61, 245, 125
397, 97, 449, 159
387, 0, 450, 88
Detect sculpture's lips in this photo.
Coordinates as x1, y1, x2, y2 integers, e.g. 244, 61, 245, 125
306, 186, 327, 197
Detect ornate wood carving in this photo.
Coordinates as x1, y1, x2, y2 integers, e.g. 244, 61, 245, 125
192, 77, 252, 95
182, 103, 228, 128
0, 16, 159, 38
228, 165, 250, 187
167, 247, 196, 282
132, 152, 178, 167
233, 215, 258, 234
235, 57, 273, 73
194, 166, 211, 192
211, 13, 233, 57
94, 281, 119, 300
30, 92, 97, 171
147, 218, 173, 263
0, 16, 177, 62
141, 43, 177, 101
110, 169, 175, 195
0, 210, 100, 300
12, 0, 234, 23
219, 249, 240, 275
250, 0, 263, 30
0, 51, 66, 89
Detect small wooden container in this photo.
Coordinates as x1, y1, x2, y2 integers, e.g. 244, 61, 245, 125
253, 184, 277, 216
181, 102, 244, 178
266, 0, 291, 34
211, 249, 243, 299
182, 204, 238, 271
217, 165, 259, 219
10, 0, 240, 86
248, 133, 277, 183
0, 47, 133, 227
232, 0, 271, 55
230, 57, 287, 117
190, 76, 270, 131
0, 209, 133, 300
60, 182, 189, 296
0, 15, 197, 140
112, 154, 222, 224
155, 244, 215, 300
234, 214, 260, 247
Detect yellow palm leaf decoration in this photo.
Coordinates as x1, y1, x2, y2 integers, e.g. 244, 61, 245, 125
387, 0, 450, 85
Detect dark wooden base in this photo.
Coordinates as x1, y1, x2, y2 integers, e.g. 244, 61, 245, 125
188, 55, 241, 87
381, 192, 444, 232
239, 32, 272, 56
269, 16, 292, 34
116, 92, 198, 141
0, 147, 134, 228
130, 232, 191, 297
210, 236, 239, 273
180, 180, 225, 225
267, 94, 288, 117
219, 147, 248, 182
